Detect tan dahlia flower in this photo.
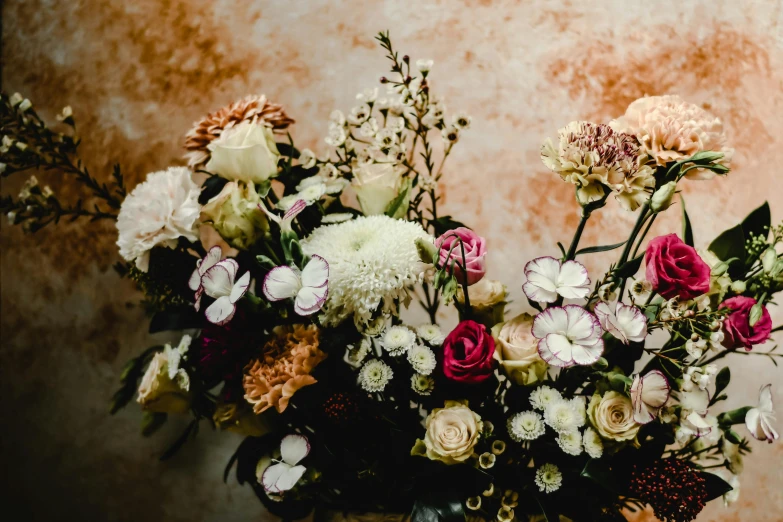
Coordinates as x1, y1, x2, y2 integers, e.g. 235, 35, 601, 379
184, 94, 294, 167
611, 95, 733, 178
243, 324, 326, 414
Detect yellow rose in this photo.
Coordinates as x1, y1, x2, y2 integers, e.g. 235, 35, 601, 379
206, 120, 280, 183
587, 391, 640, 443
458, 278, 507, 328
491, 313, 548, 386
137, 352, 190, 414
352, 163, 405, 216
411, 400, 483, 465
200, 181, 268, 250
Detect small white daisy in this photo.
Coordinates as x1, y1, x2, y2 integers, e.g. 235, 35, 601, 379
556, 430, 583, 456
358, 359, 393, 393
529, 385, 562, 411
582, 427, 604, 459
507, 411, 545, 442
407, 344, 437, 375
544, 400, 585, 433
382, 325, 416, 356
535, 463, 563, 493
452, 112, 472, 130
411, 374, 435, 396
416, 324, 446, 346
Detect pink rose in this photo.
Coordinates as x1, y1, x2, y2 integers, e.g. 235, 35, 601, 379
720, 296, 772, 351
442, 320, 495, 384
436, 227, 487, 286
645, 234, 710, 300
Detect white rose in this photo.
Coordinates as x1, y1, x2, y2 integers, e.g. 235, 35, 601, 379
411, 400, 483, 464
206, 120, 280, 183
492, 313, 548, 386
587, 391, 640, 443
352, 162, 405, 216
201, 181, 268, 250
137, 352, 190, 414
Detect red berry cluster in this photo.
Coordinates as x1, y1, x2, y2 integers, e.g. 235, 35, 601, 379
323, 392, 360, 423
629, 458, 707, 522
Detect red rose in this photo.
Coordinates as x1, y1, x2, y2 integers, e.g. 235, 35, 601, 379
442, 320, 495, 384
437, 227, 487, 286
720, 296, 772, 351
645, 234, 710, 300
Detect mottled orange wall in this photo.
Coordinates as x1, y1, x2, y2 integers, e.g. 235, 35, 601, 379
2, 1, 783, 521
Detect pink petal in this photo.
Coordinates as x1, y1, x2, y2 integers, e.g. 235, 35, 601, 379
301, 255, 329, 288
263, 266, 301, 301
283, 199, 307, 222
205, 295, 236, 325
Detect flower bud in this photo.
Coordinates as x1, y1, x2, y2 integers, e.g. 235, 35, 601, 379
711, 261, 730, 277
415, 237, 438, 264
730, 280, 746, 294
761, 247, 777, 273
749, 302, 764, 327
650, 181, 677, 213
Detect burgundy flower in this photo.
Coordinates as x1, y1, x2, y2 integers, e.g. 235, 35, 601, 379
645, 234, 710, 300
629, 458, 707, 522
442, 320, 495, 384
195, 312, 260, 391
720, 296, 772, 351
436, 227, 487, 286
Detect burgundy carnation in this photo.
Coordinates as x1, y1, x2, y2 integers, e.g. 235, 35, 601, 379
720, 296, 772, 351
645, 234, 710, 300
442, 320, 495, 384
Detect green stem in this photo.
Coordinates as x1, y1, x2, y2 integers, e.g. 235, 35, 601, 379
631, 213, 657, 259
565, 209, 591, 261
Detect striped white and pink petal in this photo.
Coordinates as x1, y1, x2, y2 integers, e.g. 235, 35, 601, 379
746, 384, 779, 443
523, 256, 590, 304
595, 302, 648, 344
532, 305, 604, 367
630, 370, 670, 424
262, 256, 329, 316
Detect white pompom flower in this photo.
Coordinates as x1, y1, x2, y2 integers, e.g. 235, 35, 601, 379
535, 463, 562, 493
582, 427, 604, 458
416, 324, 446, 346
556, 430, 583, 456
530, 385, 563, 411
411, 374, 435, 396
522, 257, 591, 304
532, 305, 604, 367
359, 359, 394, 393
594, 302, 647, 344
382, 325, 417, 356
544, 399, 586, 433
407, 345, 437, 375
507, 411, 545, 442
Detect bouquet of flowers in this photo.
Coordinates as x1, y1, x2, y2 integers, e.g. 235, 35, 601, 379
2, 32, 780, 522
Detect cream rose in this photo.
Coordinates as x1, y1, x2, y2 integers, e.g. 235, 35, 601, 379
412, 400, 483, 464
587, 391, 640, 443
137, 352, 190, 414
491, 313, 548, 386
206, 120, 280, 183
200, 181, 268, 250
458, 278, 507, 327
352, 162, 405, 216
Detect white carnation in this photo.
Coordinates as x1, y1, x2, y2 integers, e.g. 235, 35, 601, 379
407, 345, 437, 375
507, 411, 545, 442
358, 359, 393, 393
116, 167, 200, 272
529, 385, 562, 411
301, 215, 432, 326
582, 427, 604, 459
416, 324, 446, 346
382, 325, 416, 356
556, 430, 583, 456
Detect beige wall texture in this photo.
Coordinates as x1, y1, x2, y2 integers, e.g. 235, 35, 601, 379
2, 1, 783, 520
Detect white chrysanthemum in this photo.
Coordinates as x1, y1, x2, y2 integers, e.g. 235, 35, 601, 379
570, 396, 587, 426
343, 337, 371, 368
544, 400, 585, 433
382, 325, 416, 356
582, 427, 604, 459
416, 324, 446, 346
556, 430, 583, 456
530, 386, 562, 411
507, 411, 545, 442
411, 374, 435, 396
358, 359, 393, 393
301, 215, 432, 326
321, 213, 355, 224
535, 463, 562, 494
116, 167, 200, 272
407, 345, 437, 375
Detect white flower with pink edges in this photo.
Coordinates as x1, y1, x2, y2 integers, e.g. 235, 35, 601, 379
532, 305, 604, 367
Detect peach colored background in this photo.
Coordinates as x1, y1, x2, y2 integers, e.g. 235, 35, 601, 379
2, 1, 782, 520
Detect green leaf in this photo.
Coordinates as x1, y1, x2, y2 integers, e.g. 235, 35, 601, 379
615, 253, 645, 278
198, 175, 228, 204
581, 459, 625, 495
713, 367, 730, 399
724, 428, 743, 444
682, 197, 694, 247
701, 472, 734, 502
384, 178, 412, 219
255, 255, 278, 271
575, 240, 627, 256
141, 411, 167, 436
708, 224, 746, 278
275, 142, 299, 159
740, 201, 771, 242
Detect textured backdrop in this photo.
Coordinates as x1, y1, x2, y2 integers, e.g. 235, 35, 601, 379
2, 1, 783, 520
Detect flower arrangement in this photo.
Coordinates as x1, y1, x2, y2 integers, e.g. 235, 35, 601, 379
1, 31, 780, 522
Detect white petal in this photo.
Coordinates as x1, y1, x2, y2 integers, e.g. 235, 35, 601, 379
681, 389, 710, 415
301, 255, 329, 288
557, 260, 590, 288
294, 286, 328, 315
280, 434, 311, 465
201, 246, 223, 275
630, 374, 654, 424
283, 199, 307, 222
594, 302, 627, 343
526, 256, 561, 282
202, 264, 236, 298
564, 305, 598, 342
263, 266, 301, 301
230, 271, 251, 303
532, 307, 568, 339
194, 288, 202, 311
261, 462, 290, 493
745, 408, 763, 439
205, 295, 236, 325
527, 270, 558, 292
640, 370, 670, 408
594, 302, 612, 326
523, 257, 560, 302
686, 411, 712, 432
544, 333, 574, 364
615, 303, 647, 342
523, 282, 558, 303
571, 339, 604, 365
273, 465, 307, 492
537, 336, 572, 368
188, 268, 202, 291
758, 384, 774, 414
